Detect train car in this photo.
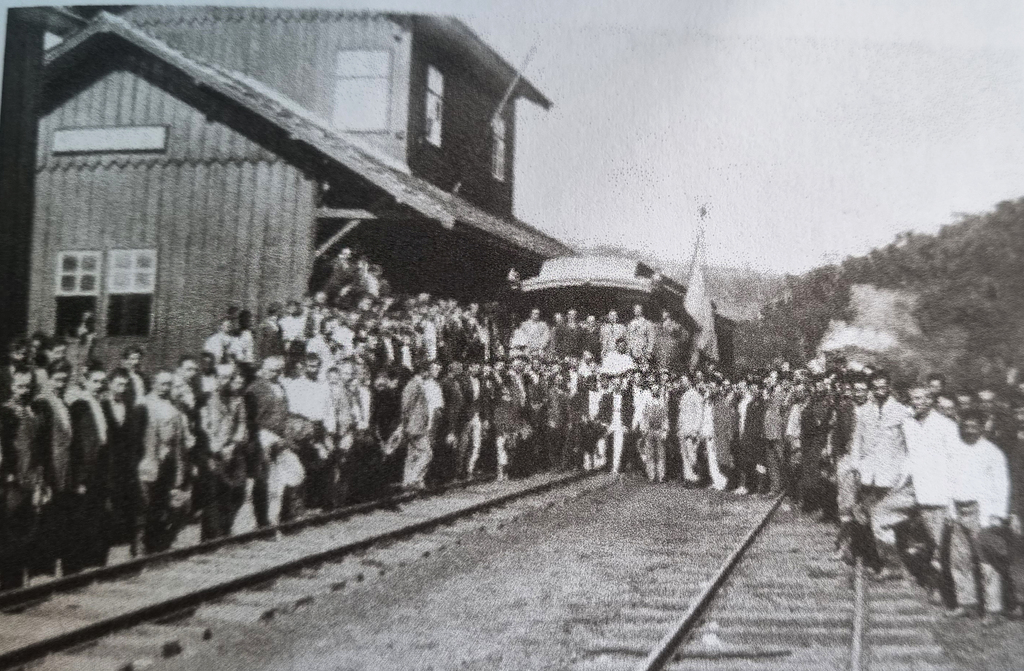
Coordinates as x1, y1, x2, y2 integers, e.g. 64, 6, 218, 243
519, 255, 687, 321
517, 255, 734, 372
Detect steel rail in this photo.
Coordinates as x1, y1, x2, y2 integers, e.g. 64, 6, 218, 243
637, 493, 786, 671
0, 475, 497, 612
0, 470, 598, 670
850, 555, 866, 671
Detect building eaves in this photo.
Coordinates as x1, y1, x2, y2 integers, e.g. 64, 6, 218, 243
44, 12, 571, 259
120, 6, 550, 109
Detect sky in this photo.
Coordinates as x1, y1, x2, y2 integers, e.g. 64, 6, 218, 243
3, 0, 1024, 274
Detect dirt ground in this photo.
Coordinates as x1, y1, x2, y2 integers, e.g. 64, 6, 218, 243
158, 479, 769, 671
930, 609, 1024, 671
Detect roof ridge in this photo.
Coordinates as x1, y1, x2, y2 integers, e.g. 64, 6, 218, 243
125, 7, 411, 27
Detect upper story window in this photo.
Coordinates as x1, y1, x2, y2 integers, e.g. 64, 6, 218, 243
333, 50, 392, 132
43, 31, 64, 51
425, 66, 444, 147
491, 117, 507, 182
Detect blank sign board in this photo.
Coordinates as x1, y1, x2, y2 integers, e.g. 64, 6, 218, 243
53, 126, 168, 154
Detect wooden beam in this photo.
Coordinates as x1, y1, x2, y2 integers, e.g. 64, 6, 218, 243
315, 207, 377, 220
315, 219, 362, 259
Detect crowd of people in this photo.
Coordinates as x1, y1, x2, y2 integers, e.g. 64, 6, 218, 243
0, 247, 1021, 626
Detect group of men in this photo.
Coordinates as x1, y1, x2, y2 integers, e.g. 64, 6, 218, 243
837, 372, 1024, 620
4, 267, 1021, 621
509, 305, 687, 372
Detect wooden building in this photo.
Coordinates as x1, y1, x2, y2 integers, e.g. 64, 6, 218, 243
30, 9, 570, 366
0, 7, 85, 349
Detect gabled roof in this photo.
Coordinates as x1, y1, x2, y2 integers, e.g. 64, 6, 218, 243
120, 6, 551, 109
44, 12, 571, 259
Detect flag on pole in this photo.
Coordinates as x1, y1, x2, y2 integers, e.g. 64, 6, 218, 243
685, 227, 719, 368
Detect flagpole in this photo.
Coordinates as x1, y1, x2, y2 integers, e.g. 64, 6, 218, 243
685, 204, 717, 371
491, 45, 537, 128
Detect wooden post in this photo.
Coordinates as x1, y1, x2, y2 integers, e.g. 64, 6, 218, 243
315, 219, 362, 259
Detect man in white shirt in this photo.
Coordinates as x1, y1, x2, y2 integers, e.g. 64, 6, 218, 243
512, 308, 551, 356
278, 300, 309, 376
676, 376, 705, 484
871, 387, 958, 590
281, 354, 336, 436
625, 304, 655, 369
203, 317, 238, 365
947, 410, 1010, 618
588, 375, 610, 471
847, 372, 911, 578
601, 338, 636, 377
326, 311, 356, 359
281, 353, 337, 510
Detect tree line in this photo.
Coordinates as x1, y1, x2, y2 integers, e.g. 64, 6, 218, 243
735, 197, 1024, 388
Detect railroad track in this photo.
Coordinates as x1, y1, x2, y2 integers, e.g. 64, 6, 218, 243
573, 497, 954, 671
1, 470, 607, 671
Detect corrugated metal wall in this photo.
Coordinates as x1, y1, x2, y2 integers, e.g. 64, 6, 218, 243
32, 68, 315, 367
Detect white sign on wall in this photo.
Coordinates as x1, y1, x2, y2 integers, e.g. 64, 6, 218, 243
53, 126, 168, 154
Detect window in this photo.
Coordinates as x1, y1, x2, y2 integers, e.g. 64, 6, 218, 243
43, 31, 64, 51
56, 251, 101, 296
491, 117, 507, 181
332, 50, 392, 131
106, 249, 156, 337
54, 251, 101, 338
425, 66, 444, 147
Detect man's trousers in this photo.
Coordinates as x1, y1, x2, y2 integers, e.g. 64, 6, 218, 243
402, 435, 433, 490
607, 425, 626, 474
977, 524, 1024, 612
495, 434, 513, 479
137, 481, 190, 555
765, 439, 785, 494
639, 433, 666, 482
870, 480, 948, 584
787, 436, 803, 498
678, 434, 700, 482
951, 501, 1002, 613
704, 436, 729, 490
461, 414, 484, 477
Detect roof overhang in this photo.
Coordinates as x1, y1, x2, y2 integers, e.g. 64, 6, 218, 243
521, 255, 684, 296
403, 15, 551, 110
14, 6, 87, 34
522, 277, 654, 293
43, 12, 570, 260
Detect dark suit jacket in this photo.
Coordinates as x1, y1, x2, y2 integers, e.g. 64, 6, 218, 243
740, 396, 766, 446
0, 402, 39, 487
244, 378, 290, 438
0, 366, 16, 406
582, 327, 601, 358
68, 398, 110, 495
102, 399, 147, 490
462, 375, 492, 421
597, 391, 634, 429
123, 371, 150, 409
255, 321, 285, 360
441, 375, 467, 435
564, 325, 585, 359
32, 395, 73, 494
